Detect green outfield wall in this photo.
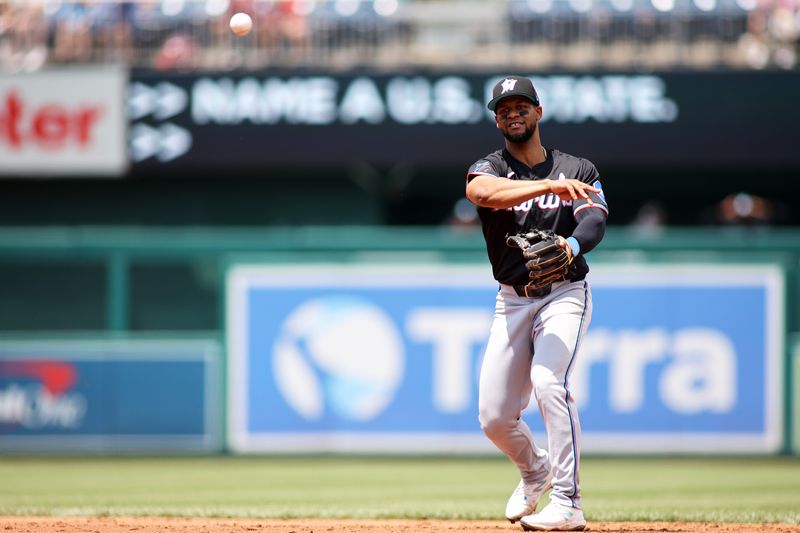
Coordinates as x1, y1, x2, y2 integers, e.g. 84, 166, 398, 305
1, 225, 798, 333
0, 225, 798, 454
793, 335, 800, 455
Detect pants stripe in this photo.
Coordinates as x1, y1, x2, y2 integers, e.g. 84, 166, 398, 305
564, 280, 588, 507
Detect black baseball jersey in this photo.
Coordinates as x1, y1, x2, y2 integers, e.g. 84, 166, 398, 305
467, 147, 609, 286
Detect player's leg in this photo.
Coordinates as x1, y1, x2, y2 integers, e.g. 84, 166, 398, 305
529, 280, 592, 511
478, 286, 551, 483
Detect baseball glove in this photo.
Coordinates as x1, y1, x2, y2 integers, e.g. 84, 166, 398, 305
506, 229, 574, 289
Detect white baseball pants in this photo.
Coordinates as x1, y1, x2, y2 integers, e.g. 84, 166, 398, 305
478, 279, 592, 509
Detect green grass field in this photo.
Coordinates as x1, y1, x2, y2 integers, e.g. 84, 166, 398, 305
1, 456, 799, 523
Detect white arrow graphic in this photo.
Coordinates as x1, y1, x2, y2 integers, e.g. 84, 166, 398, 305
128, 82, 156, 121
129, 123, 160, 161
157, 123, 192, 162
127, 82, 188, 120
129, 123, 192, 162
154, 82, 188, 120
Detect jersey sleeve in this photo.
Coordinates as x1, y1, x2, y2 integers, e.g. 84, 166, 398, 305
466, 158, 501, 183
572, 159, 609, 218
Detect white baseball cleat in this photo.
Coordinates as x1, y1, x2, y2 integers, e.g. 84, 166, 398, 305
505, 473, 553, 523
519, 501, 586, 531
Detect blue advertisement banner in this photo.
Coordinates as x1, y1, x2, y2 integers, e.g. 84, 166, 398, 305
226, 264, 783, 454
0, 338, 221, 453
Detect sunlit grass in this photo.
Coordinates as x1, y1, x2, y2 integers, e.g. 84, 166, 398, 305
0, 456, 798, 523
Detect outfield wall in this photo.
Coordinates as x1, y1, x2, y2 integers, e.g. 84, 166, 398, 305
0, 226, 797, 454
793, 335, 800, 456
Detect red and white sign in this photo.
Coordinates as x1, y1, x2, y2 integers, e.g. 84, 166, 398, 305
0, 67, 127, 176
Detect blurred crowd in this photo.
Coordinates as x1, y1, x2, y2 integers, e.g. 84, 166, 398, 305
0, 0, 403, 71
0, 0, 798, 71
509, 0, 800, 69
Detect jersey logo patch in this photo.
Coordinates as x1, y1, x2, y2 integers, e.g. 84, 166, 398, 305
471, 161, 493, 174
469, 160, 494, 175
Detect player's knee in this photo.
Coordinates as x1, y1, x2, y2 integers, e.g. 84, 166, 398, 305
478, 410, 515, 439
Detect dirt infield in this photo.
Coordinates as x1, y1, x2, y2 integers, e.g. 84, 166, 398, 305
2, 517, 798, 533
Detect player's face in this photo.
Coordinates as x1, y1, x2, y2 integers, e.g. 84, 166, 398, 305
495, 97, 541, 144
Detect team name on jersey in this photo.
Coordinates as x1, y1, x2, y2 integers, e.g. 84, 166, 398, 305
503, 194, 572, 212
499, 172, 572, 212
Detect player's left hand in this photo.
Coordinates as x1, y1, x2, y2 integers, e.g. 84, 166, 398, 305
557, 236, 574, 263
506, 230, 573, 289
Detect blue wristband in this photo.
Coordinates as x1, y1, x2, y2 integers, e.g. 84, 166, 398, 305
566, 237, 581, 256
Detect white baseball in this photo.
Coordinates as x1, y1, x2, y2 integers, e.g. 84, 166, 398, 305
229, 12, 252, 36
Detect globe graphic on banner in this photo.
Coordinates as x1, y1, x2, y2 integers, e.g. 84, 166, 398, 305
273, 296, 404, 422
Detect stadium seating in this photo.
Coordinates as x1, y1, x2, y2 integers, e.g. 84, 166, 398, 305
0, 0, 796, 71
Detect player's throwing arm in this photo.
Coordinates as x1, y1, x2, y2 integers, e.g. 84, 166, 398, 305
467, 175, 598, 209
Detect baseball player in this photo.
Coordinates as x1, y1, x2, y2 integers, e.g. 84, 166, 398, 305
465, 76, 608, 531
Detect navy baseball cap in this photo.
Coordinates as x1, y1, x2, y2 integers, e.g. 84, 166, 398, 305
487, 76, 540, 111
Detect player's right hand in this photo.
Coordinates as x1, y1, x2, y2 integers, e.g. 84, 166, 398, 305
548, 179, 599, 204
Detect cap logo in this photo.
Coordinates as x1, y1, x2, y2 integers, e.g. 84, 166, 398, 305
500, 78, 517, 93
